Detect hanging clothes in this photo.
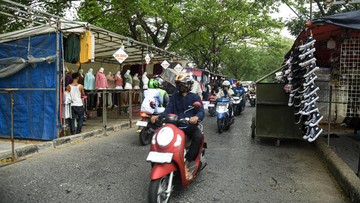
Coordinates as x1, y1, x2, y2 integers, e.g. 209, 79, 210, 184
62, 91, 72, 119
65, 71, 73, 86
79, 31, 93, 64
91, 32, 95, 62
65, 34, 80, 63
96, 71, 108, 89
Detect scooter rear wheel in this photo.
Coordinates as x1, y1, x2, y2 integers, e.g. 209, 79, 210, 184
139, 127, 152, 146
148, 176, 172, 203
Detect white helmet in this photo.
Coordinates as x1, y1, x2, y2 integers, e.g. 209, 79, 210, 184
222, 80, 231, 87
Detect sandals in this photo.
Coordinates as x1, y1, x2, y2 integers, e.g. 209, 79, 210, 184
185, 162, 194, 181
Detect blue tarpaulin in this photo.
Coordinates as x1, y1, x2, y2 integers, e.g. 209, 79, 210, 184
0, 33, 61, 140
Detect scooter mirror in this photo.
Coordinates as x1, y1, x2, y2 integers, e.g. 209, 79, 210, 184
192, 101, 202, 110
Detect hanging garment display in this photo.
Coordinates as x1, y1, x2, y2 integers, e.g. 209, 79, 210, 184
65, 34, 80, 63
79, 31, 93, 64
282, 36, 323, 143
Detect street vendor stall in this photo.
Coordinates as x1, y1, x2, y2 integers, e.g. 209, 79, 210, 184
251, 10, 360, 145
0, 1, 185, 140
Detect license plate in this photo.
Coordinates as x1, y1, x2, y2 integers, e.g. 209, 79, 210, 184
208, 104, 215, 107
136, 121, 148, 127
146, 151, 173, 163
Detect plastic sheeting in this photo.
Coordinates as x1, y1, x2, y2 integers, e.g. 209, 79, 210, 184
0, 33, 61, 140
0, 56, 56, 78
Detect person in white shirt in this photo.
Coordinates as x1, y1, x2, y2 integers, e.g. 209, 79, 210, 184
69, 72, 85, 135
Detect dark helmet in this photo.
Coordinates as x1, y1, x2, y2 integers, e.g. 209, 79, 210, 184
148, 78, 159, 89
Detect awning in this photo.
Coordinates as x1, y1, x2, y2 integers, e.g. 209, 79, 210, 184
0, 21, 187, 65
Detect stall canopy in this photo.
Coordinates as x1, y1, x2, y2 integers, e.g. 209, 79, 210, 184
0, 21, 185, 65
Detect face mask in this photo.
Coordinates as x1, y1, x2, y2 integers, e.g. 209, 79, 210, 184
177, 83, 189, 93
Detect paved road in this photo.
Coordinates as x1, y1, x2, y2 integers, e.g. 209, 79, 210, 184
0, 105, 347, 202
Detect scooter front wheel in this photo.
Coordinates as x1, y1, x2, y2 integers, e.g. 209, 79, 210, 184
139, 127, 153, 146
148, 175, 172, 203
217, 119, 224, 133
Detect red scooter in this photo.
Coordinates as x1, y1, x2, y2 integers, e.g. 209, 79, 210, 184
146, 102, 207, 203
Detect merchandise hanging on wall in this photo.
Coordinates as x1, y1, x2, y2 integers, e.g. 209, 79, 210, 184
283, 36, 323, 142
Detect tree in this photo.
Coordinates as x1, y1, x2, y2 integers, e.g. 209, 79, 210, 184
170, 0, 283, 73
282, 0, 360, 36
220, 36, 292, 81
0, 0, 77, 34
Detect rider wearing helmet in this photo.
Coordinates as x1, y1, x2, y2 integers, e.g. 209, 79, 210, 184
217, 80, 234, 98
141, 78, 165, 114
233, 82, 246, 97
154, 77, 170, 107
217, 80, 235, 118
151, 73, 205, 181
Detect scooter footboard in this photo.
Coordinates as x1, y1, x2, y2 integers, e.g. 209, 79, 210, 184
150, 163, 177, 180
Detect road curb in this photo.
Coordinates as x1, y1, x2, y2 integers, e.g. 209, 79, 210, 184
315, 139, 360, 202
0, 120, 137, 162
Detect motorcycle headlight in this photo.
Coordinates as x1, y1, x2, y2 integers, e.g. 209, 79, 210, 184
156, 127, 174, 147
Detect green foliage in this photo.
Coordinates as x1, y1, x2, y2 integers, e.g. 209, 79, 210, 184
0, 0, 73, 34
282, 0, 360, 36
220, 36, 293, 81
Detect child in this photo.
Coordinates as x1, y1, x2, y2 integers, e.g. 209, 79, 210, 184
63, 85, 72, 135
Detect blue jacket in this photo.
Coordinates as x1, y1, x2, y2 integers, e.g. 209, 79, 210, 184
161, 92, 205, 123
232, 87, 245, 96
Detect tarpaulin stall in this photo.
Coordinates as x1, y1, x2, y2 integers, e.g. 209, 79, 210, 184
0, 15, 186, 141
0, 33, 61, 140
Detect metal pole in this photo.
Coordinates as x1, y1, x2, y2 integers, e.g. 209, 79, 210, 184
10, 91, 15, 161
102, 90, 107, 135
129, 90, 132, 128
327, 85, 333, 146
56, 19, 61, 138
310, 0, 313, 21
357, 150, 360, 177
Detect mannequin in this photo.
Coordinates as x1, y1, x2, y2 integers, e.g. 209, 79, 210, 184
95, 67, 108, 108
84, 68, 95, 90
133, 73, 140, 89
107, 72, 115, 89
124, 70, 132, 90
114, 71, 123, 89
142, 72, 149, 89
95, 67, 108, 89
106, 72, 115, 107
78, 68, 85, 85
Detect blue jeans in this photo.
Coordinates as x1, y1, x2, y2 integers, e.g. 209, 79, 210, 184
70, 106, 84, 134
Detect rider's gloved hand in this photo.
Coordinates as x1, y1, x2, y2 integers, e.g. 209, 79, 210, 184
189, 116, 199, 124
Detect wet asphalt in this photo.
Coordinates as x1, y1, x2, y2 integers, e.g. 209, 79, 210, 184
0, 104, 347, 202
